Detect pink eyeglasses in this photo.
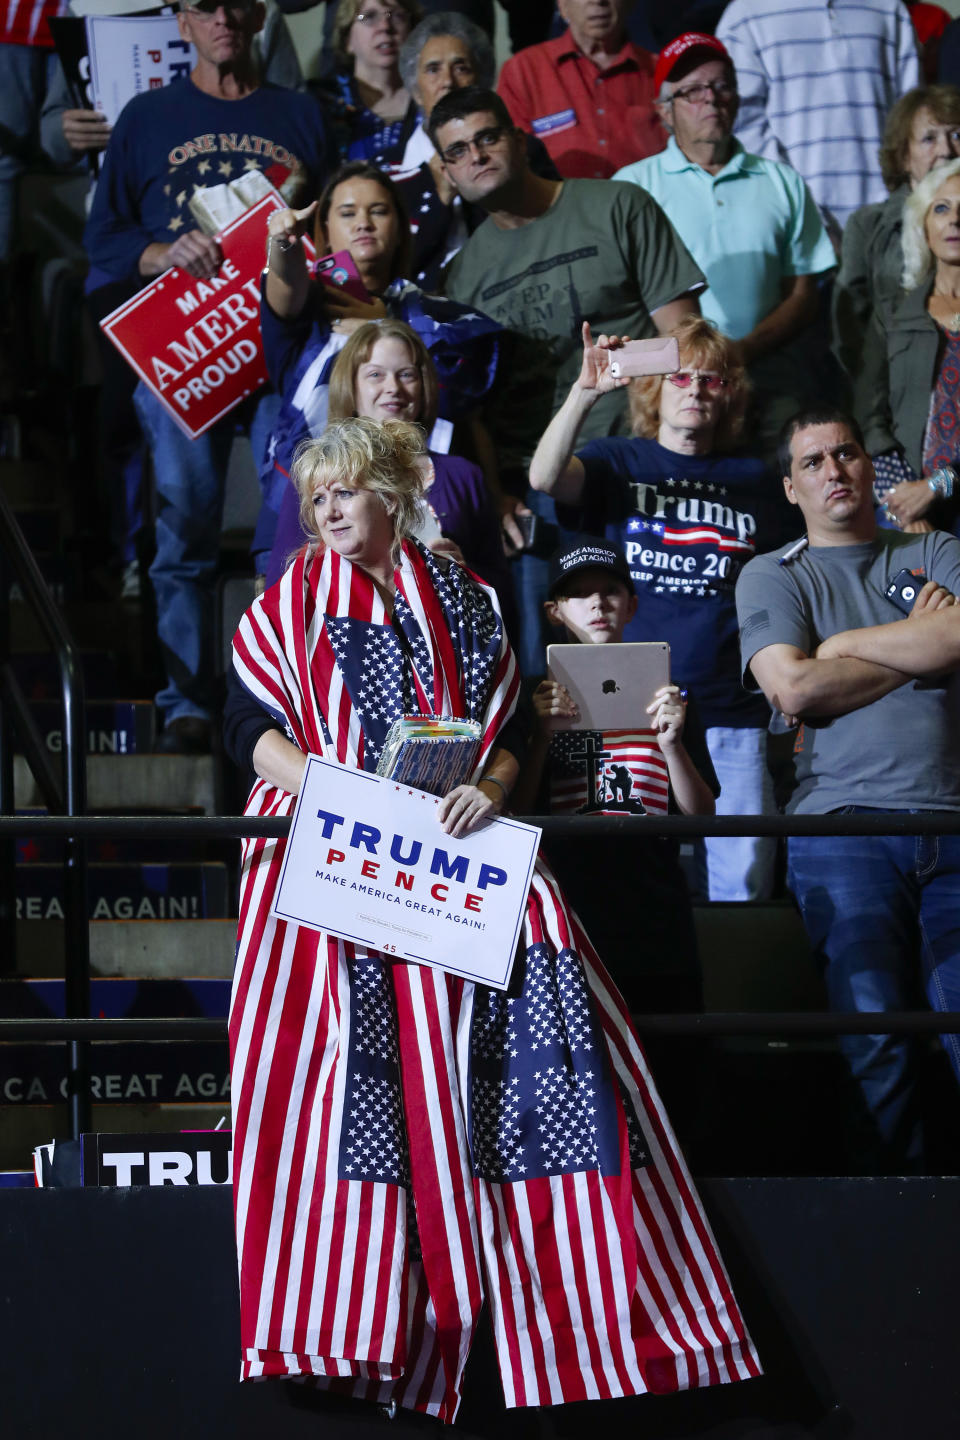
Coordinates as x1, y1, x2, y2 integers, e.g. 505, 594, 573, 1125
667, 370, 727, 393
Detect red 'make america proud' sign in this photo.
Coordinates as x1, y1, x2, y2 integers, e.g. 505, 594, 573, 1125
101, 193, 286, 439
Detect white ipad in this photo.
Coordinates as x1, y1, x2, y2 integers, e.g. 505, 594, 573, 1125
546, 642, 671, 730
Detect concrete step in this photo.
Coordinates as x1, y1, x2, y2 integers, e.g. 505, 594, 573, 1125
7, 555, 69, 618
10, 903, 813, 995
0, 976, 230, 1019
15, 861, 231, 921
9, 504, 63, 553
14, 918, 237, 978
10, 649, 118, 701
694, 900, 824, 1012
0, 458, 51, 503
14, 752, 217, 812
218, 573, 255, 672
54, 600, 149, 655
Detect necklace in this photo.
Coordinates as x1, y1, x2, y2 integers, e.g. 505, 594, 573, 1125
932, 289, 960, 330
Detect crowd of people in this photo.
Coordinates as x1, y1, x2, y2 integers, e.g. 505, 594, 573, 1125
7, 0, 960, 1415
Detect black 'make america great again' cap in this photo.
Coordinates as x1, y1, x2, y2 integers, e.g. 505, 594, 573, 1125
547, 535, 635, 598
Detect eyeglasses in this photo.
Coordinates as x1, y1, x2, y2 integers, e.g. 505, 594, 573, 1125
667, 370, 727, 392
438, 125, 511, 166
669, 80, 737, 106
353, 6, 411, 29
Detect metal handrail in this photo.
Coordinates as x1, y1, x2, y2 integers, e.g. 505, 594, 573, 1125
4, 811, 960, 839
0, 486, 88, 1136
5, 1012, 960, 1041
8, 807, 960, 1136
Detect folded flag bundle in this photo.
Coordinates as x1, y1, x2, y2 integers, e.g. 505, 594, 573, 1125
376, 715, 482, 796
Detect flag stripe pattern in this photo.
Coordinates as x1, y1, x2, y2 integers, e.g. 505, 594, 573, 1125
2, 0, 68, 47
548, 729, 670, 816
229, 540, 759, 1422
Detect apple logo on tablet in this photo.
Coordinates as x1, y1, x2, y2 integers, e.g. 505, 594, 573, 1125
602, 679, 619, 694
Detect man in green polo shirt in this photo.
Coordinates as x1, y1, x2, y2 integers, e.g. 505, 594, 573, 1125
615, 32, 836, 461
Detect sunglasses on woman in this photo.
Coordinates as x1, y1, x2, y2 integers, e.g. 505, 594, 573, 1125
667, 370, 727, 392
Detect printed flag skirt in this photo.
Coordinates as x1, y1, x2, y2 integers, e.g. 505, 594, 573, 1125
229, 839, 760, 1422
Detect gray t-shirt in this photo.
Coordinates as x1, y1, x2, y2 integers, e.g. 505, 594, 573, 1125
735, 529, 960, 814
444, 178, 704, 474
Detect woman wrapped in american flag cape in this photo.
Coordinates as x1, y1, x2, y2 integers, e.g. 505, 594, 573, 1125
228, 417, 760, 1422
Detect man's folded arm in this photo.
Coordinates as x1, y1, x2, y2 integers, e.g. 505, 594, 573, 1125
748, 642, 911, 720
815, 597, 960, 677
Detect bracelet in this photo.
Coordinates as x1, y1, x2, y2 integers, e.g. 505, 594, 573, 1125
928, 465, 956, 499
478, 774, 509, 807
267, 232, 298, 255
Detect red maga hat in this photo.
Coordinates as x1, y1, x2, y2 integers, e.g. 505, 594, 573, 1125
653, 31, 731, 94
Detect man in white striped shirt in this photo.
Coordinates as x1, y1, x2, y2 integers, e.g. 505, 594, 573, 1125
716, 0, 920, 233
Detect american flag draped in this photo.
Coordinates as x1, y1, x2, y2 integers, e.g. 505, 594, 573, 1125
548, 728, 671, 817
229, 539, 760, 1422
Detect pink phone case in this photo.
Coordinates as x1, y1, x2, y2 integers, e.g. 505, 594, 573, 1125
313, 249, 370, 304
608, 336, 680, 379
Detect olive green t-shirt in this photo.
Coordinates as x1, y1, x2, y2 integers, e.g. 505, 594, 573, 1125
444, 178, 705, 476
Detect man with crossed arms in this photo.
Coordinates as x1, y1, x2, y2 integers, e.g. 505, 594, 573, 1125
736, 408, 960, 1171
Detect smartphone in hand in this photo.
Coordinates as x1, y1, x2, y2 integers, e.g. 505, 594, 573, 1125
313, 249, 370, 303
884, 567, 928, 614
608, 336, 680, 379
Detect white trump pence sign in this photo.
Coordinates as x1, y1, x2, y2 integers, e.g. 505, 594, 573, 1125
273, 758, 541, 989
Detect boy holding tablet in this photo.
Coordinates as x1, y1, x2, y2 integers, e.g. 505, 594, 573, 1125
513, 537, 718, 1126
516, 535, 717, 838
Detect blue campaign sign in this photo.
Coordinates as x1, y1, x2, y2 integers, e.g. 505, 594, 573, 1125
274, 758, 541, 989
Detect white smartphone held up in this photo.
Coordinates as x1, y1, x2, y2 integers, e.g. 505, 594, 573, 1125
608, 336, 680, 380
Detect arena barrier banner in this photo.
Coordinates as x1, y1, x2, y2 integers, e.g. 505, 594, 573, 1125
100, 194, 283, 439
273, 757, 541, 989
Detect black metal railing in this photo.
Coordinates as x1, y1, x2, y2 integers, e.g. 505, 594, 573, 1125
5, 810, 960, 1143
3, 1010, 960, 1042
5, 810, 960, 840
0, 488, 88, 1136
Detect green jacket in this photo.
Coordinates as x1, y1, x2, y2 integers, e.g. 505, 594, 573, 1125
832, 186, 908, 435
863, 280, 941, 473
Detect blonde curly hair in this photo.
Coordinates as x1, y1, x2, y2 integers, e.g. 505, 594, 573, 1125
293, 417, 426, 563
902, 156, 960, 290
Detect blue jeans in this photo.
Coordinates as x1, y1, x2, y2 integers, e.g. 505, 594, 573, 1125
134, 384, 281, 722
699, 724, 777, 901
788, 824, 960, 1168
